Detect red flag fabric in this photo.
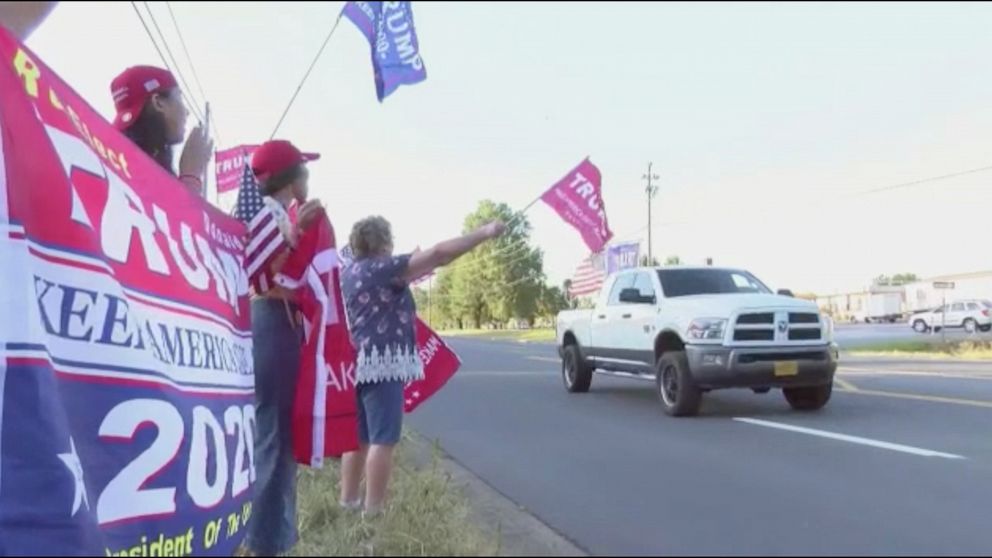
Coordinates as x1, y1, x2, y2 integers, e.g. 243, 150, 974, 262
279, 227, 465, 466
405, 320, 461, 412
541, 158, 614, 253
215, 145, 258, 194
275, 210, 360, 466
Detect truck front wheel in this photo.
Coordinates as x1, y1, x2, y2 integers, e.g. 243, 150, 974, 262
783, 383, 832, 411
656, 352, 702, 417
563, 345, 593, 393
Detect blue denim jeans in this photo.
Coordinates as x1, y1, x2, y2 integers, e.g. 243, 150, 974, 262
245, 298, 302, 555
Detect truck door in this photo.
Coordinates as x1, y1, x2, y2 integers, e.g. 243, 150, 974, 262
615, 271, 659, 366
591, 272, 635, 359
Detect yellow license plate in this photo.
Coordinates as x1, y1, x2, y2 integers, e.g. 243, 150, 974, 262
774, 361, 799, 377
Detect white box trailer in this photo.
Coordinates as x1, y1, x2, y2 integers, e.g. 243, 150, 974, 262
851, 290, 904, 323
865, 292, 903, 323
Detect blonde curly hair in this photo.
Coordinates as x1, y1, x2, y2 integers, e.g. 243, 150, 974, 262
349, 216, 394, 260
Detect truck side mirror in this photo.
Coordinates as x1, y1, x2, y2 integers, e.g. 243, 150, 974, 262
777, 289, 794, 298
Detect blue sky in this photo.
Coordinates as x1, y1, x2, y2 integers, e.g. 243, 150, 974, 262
27, 1, 992, 295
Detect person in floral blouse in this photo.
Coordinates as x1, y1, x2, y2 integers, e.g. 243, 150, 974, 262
339, 216, 505, 517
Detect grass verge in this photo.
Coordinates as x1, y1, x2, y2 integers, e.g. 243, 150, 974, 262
439, 329, 555, 343
292, 438, 499, 557
849, 340, 992, 360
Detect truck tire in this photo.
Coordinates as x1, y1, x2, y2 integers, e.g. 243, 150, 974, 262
783, 383, 832, 411
656, 352, 702, 417
964, 319, 978, 334
562, 345, 593, 393
913, 320, 928, 333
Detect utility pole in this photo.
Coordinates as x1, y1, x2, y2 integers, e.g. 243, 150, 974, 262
642, 162, 660, 263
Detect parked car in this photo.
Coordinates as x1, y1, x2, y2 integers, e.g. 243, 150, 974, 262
909, 300, 992, 334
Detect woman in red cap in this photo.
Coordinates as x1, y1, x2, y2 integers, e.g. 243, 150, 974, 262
242, 139, 322, 556
110, 65, 213, 197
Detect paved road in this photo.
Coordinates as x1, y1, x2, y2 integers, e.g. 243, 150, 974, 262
408, 338, 992, 556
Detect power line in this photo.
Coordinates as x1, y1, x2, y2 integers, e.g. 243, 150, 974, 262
420, 271, 545, 299
270, 12, 344, 139
852, 164, 992, 197
140, 1, 206, 124
130, 2, 171, 80
650, 163, 992, 231
442, 238, 534, 274
165, 1, 222, 144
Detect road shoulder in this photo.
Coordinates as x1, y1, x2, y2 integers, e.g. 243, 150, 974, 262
406, 431, 587, 557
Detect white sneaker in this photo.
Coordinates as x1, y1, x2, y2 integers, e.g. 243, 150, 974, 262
339, 499, 363, 513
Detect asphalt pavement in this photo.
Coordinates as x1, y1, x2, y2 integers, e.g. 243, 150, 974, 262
408, 334, 992, 556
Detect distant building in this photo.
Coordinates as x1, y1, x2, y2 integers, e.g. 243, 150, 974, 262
903, 271, 992, 312
816, 271, 992, 321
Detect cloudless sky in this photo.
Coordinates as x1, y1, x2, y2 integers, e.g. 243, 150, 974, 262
27, 1, 992, 295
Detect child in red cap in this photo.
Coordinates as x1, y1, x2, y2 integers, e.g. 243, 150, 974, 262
243, 139, 323, 556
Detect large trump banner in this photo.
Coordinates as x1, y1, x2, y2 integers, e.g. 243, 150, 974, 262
0, 29, 254, 556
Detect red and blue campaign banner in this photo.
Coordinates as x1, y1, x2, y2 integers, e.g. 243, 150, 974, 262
0, 29, 253, 556
343, 1, 427, 101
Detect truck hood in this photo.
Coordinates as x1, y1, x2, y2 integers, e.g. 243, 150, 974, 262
662, 293, 818, 318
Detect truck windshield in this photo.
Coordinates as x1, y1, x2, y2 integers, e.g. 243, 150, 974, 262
657, 269, 772, 297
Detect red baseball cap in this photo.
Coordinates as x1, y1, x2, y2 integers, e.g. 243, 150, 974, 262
110, 66, 178, 130
251, 140, 320, 180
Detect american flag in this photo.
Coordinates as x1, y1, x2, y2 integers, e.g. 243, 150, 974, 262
568, 252, 606, 298
234, 163, 289, 293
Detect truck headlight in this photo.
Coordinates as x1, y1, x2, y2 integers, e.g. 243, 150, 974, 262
823, 316, 835, 342
687, 319, 727, 342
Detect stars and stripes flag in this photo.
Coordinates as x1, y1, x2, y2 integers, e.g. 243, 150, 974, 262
568, 252, 606, 298
234, 162, 290, 293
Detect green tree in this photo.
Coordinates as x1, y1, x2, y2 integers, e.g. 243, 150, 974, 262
536, 285, 570, 322
639, 255, 660, 267
664, 255, 682, 266
441, 200, 545, 328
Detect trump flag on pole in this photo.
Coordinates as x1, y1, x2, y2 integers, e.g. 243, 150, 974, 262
215, 145, 258, 194
342, 1, 427, 101
606, 241, 640, 274
541, 158, 614, 253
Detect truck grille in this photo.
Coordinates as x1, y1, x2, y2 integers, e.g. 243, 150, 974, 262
734, 311, 824, 345
737, 313, 774, 325
734, 330, 775, 342
789, 329, 822, 341
789, 313, 819, 324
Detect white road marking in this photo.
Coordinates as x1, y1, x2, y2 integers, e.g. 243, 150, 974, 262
839, 366, 992, 381
462, 371, 548, 377
734, 418, 966, 460
527, 356, 561, 363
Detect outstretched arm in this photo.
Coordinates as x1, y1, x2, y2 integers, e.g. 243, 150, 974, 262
403, 221, 506, 283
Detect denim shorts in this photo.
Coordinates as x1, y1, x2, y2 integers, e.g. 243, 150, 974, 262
357, 380, 405, 446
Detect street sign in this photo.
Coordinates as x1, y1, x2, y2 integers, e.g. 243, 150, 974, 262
933, 281, 956, 290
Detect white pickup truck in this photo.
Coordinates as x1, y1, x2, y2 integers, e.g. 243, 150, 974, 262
555, 266, 838, 416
